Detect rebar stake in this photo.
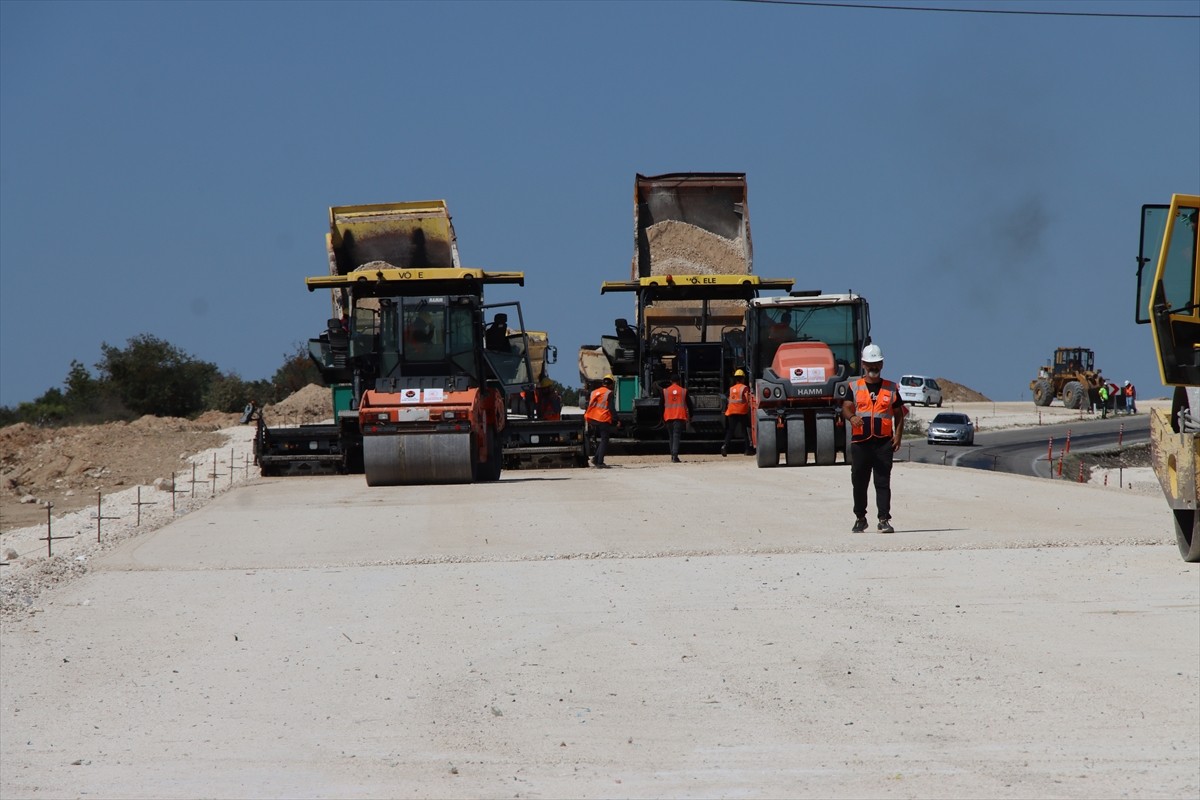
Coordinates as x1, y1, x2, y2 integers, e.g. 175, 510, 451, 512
40, 503, 70, 557
132, 485, 157, 526
92, 491, 120, 543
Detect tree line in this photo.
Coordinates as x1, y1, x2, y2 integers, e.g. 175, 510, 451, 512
0, 335, 324, 427
0, 334, 580, 428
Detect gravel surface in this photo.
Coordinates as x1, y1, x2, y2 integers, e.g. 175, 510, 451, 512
1, 399, 1193, 800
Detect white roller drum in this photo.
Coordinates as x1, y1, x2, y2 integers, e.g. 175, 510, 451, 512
363, 432, 474, 485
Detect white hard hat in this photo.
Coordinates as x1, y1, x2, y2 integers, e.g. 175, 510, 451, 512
1124, 380, 1130, 386
861, 344, 884, 363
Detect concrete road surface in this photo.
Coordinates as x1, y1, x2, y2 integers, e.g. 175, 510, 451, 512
2, 458, 1197, 799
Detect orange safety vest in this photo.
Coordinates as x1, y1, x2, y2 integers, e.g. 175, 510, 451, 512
850, 378, 899, 442
663, 383, 688, 421
725, 383, 750, 416
1124, 384, 1134, 397
536, 389, 562, 421
584, 386, 614, 424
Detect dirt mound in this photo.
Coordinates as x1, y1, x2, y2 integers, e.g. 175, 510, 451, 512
938, 379, 989, 403
0, 415, 240, 533
262, 383, 333, 424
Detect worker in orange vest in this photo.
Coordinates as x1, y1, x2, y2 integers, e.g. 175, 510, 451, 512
584, 375, 617, 468
1124, 380, 1137, 414
662, 373, 691, 463
535, 377, 562, 421
841, 344, 907, 534
721, 369, 753, 457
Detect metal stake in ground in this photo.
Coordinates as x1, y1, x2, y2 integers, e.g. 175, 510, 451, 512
132, 485, 157, 526
169, 474, 189, 513
91, 490, 121, 543
41, 504, 72, 557
209, 452, 224, 497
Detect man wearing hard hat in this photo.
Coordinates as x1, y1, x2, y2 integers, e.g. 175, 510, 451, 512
721, 368, 753, 457
841, 343, 907, 534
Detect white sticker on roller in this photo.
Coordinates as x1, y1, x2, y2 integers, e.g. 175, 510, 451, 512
398, 407, 431, 422
400, 389, 422, 404
423, 388, 444, 402
789, 367, 827, 384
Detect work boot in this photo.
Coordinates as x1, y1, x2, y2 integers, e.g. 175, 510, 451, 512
594, 461, 610, 469
720, 445, 727, 457
851, 517, 868, 533
671, 455, 681, 463
877, 519, 894, 534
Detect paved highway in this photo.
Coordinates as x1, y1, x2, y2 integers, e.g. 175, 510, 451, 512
903, 413, 1149, 478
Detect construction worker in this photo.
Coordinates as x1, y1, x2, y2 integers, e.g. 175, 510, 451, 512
1098, 383, 1110, 419
662, 373, 691, 463
721, 369, 752, 457
1125, 380, 1137, 414
535, 377, 562, 421
768, 310, 793, 343
841, 343, 907, 534
485, 313, 512, 353
584, 375, 617, 468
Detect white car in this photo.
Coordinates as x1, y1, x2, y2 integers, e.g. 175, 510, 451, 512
899, 375, 943, 407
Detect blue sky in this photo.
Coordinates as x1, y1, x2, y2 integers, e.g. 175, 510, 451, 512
2, 0, 1197, 407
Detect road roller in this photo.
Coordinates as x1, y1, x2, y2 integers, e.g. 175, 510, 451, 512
305, 265, 531, 485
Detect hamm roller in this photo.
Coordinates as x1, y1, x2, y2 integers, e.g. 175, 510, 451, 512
306, 265, 529, 486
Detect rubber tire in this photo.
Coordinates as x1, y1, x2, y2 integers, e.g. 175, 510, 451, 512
1032, 378, 1054, 407
478, 428, 502, 482
785, 418, 806, 466
936, 398, 943, 408
1176, 509, 1200, 562
1063, 381, 1086, 410
756, 420, 779, 468
814, 417, 836, 466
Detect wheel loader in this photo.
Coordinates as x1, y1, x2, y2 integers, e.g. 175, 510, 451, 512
1029, 347, 1102, 409
1135, 192, 1200, 562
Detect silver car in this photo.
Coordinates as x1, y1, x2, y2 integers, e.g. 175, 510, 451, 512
927, 412, 974, 446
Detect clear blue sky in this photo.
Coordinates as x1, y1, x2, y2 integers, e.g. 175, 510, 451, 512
2, 0, 1197, 407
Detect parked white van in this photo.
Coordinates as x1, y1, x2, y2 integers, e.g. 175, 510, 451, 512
899, 375, 943, 407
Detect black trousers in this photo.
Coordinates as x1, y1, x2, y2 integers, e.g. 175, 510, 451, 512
850, 437, 895, 521
590, 422, 614, 464
723, 413, 751, 452
666, 419, 685, 457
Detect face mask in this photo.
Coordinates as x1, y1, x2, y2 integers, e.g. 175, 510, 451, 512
866, 367, 881, 379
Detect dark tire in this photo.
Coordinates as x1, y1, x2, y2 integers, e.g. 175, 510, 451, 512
756, 420, 778, 468
814, 417, 836, 465
785, 418, 806, 466
1032, 379, 1054, 407
1176, 509, 1200, 563
479, 429, 503, 482
936, 398, 943, 408
1063, 381, 1086, 410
